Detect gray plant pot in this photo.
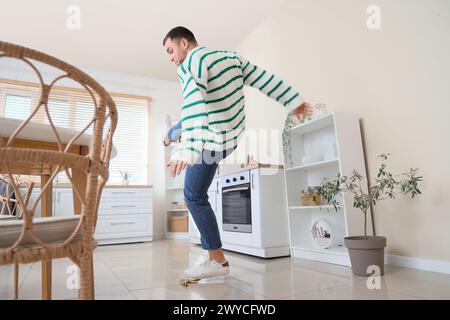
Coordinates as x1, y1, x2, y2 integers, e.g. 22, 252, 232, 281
344, 236, 387, 276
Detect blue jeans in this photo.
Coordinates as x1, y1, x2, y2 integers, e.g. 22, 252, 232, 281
184, 148, 235, 250
166, 121, 234, 250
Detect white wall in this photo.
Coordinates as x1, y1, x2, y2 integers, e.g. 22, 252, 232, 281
0, 59, 182, 240
236, 0, 450, 262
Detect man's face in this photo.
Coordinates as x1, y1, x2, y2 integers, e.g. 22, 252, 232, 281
164, 38, 189, 67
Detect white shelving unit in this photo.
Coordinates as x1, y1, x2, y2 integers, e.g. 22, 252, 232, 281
283, 112, 372, 266
164, 143, 190, 239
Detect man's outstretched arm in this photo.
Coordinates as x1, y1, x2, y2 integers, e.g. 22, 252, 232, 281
240, 56, 312, 117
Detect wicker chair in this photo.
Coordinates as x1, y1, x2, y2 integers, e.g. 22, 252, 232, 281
0, 175, 35, 299
0, 41, 117, 300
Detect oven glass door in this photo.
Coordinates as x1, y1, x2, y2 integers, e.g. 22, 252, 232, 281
222, 183, 252, 233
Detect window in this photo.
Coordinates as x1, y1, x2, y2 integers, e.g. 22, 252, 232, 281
4, 95, 31, 120
0, 80, 151, 185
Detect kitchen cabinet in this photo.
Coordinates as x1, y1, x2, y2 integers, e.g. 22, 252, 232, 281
53, 187, 153, 245
22, 186, 153, 245
94, 187, 153, 244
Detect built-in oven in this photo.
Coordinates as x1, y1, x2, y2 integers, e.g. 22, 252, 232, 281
220, 171, 252, 233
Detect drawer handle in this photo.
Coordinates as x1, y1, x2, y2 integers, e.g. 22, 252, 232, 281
110, 221, 137, 225
111, 205, 136, 208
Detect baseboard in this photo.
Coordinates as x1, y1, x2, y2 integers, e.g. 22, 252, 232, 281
152, 233, 166, 241
386, 254, 450, 275
166, 232, 190, 239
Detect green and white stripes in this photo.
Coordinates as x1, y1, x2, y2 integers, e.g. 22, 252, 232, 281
171, 47, 303, 164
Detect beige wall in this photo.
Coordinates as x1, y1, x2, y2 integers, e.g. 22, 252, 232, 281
236, 0, 450, 261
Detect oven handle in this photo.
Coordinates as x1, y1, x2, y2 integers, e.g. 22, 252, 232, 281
222, 186, 249, 194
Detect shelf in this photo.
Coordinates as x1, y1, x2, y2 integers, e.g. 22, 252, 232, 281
291, 245, 350, 266
166, 232, 190, 239
166, 186, 184, 190
166, 209, 189, 212
286, 158, 339, 172
291, 245, 348, 255
289, 113, 334, 135
289, 205, 341, 211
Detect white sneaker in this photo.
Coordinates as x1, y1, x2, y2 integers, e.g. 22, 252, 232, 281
182, 256, 229, 280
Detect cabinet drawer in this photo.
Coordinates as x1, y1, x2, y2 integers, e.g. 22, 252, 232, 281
98, 198, 152, 215
101, 188, 152, 199
95, 214, 152, 239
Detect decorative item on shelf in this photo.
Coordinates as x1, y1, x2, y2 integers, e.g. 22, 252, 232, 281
171, 201, 179, 210
311, 219, 332, 249
245, 155, 259, 166
319, 153, 423, 276
311, 218, 343, 249
291, 113, 303, 125
119, 170, 131, 185
301, 154, 324, 165
300, 186, 323, 206
313, 103, 328, 118
169, 215, 188, 232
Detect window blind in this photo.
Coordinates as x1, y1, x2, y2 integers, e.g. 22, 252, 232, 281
0, 80, 151, 185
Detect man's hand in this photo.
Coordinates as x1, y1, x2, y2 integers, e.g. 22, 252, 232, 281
292, 102, 313, 118
167, 160, 188, 177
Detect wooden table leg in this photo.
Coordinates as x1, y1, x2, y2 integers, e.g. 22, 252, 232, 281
72, 168, 87, 215
73, 145, 88, 215
14, 263, 19, 300
40, 174, 53, 300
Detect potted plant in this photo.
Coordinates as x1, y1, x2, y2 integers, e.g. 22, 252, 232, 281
119, 170, 131, 185
319, 154, 422, 276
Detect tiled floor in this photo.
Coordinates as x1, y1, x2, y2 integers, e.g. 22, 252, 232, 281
1, 239, 450, 300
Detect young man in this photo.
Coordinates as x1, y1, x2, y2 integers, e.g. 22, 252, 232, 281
163, 26, 312, 281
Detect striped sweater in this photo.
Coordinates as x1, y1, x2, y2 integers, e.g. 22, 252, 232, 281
172, 46, 304, 164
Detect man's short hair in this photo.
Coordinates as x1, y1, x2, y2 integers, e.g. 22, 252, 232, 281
163, 26, 197, 46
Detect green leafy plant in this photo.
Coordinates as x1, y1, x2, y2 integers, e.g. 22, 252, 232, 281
119, 170, 131, 182
319, 154, 422, 239
282, 114, 296, 166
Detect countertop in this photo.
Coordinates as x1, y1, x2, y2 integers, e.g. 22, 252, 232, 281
28, 184, 153, 189
215, 163, 284, 178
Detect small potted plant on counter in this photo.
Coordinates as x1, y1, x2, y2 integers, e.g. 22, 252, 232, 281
319, 154, 422, 276
119, 170, 131, 185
